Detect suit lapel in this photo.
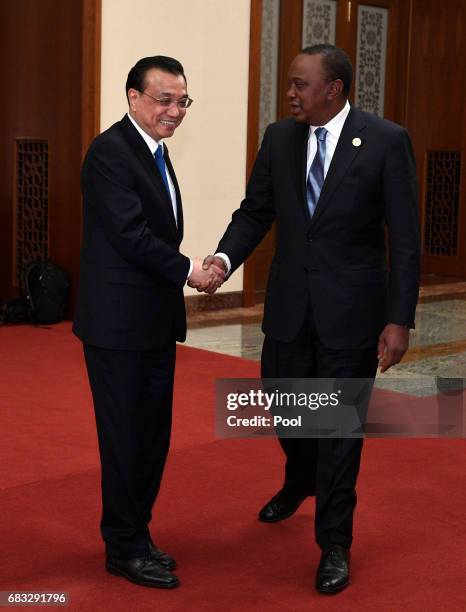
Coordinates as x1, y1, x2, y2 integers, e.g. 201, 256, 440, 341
293, 121, 312, 222
310, 107, 366, 225
164, 145, 183, 239
118, 115, 179, 233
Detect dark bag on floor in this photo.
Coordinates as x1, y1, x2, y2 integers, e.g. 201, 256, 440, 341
24, 260, 70, 324
0, 297, 30, 324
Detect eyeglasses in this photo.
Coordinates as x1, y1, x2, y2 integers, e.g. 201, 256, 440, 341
140, 90, 193, 109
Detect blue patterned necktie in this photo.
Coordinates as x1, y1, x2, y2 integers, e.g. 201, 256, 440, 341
154, 145, 171, 196
307, 127, 328, 218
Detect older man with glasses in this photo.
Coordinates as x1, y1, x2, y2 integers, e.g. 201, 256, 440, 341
73, 55, 224, 589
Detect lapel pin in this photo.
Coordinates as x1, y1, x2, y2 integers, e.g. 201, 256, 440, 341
352, 137, 362, 147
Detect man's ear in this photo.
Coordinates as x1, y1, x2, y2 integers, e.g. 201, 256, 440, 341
327, 79, 344, 100
127, 88, 139, 112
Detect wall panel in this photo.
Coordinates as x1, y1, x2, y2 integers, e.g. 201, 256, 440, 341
0, 0, 100, 312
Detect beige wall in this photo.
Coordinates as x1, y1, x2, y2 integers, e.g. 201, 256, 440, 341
101, 0, 251, 294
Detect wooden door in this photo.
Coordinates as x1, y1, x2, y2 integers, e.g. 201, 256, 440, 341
405, 0, 466, 277
0, 0, 100, 313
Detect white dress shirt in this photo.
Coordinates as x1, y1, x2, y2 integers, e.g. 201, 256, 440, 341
307, 100, 350, 178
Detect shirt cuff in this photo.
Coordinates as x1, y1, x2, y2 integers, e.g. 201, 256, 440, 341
214, 253, 231, 275
186, 259, 194, 284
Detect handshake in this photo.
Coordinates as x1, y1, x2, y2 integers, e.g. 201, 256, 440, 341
187, 255, 227, 295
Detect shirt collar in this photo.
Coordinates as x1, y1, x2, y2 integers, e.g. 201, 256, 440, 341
310, 99, 351, 140
127, 112, 163, 155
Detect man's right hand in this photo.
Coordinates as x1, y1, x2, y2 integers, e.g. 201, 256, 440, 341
188, 258, 225, 294
202, 255, 228, 275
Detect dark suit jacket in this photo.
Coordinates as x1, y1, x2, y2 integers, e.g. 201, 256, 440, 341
217, 106, 420, 349
73, 115, 190, 350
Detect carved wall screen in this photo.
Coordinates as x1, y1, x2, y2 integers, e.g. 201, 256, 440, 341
355, 4, 388, 116
14, 139, 49, 284
258, 0, 281, 145
302, 0, 337, 46
424, 151, 461, 257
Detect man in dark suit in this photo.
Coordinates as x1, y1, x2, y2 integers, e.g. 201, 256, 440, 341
204, 44, 419, 593
73, 56, 224, 589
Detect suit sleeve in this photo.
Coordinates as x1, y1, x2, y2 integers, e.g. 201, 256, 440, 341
81, 140, 190, 288
216, 126, 276, 273
383, 128, 420, 327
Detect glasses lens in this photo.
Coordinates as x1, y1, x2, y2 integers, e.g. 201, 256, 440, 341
158, 97, 191, 108
177, 98, 188, 109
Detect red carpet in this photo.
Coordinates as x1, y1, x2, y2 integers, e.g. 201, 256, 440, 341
1, 322, 466, 611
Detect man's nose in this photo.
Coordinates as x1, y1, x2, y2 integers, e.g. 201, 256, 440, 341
166, 102, 182, 117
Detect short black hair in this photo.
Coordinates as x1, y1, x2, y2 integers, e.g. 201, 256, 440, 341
301, 44, 353, 97
125, 55, 186, 99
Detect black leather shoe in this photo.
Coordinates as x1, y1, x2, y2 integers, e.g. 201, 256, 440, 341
258, 488, 308, 522
148, 542, 176, 571
315, 545, 350, 594
106, 555, 179, 589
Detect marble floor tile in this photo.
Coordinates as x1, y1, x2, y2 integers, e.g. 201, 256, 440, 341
184, 297, 466, 388
409, 300, 466, 347
185, 323, 264, 360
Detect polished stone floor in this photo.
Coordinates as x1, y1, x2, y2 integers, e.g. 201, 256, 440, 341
185, 281, 466, 396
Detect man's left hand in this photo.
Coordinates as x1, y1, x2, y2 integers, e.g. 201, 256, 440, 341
377, 323, 410, 373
